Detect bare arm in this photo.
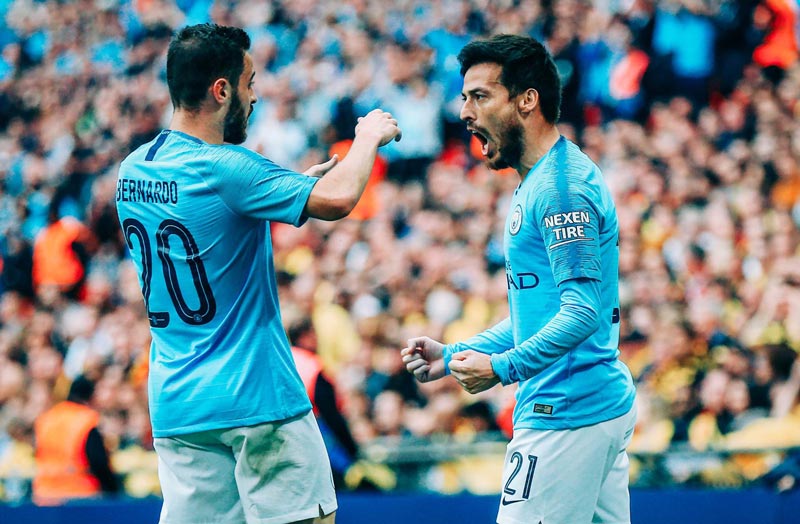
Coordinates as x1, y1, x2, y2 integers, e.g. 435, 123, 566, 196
772, 358, 800, 418
305, 109, 400, 220
85, 428, 119, 494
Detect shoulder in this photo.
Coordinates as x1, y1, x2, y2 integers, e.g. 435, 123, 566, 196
214, 144, 262, 162
208, 144, 284, 173
527, 140, 611, 218
120, 141, 152, 166
535, 139, 603, 197
59, 216, 88, 233
550, 139, 599, 181
121, 131, 189, 167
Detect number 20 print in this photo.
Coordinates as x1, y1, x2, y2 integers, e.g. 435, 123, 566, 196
123, 218, 216, 328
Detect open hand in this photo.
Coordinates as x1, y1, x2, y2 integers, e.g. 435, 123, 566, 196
303, 154, 339, 178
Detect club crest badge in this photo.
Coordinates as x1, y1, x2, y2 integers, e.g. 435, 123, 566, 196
509, 204, 522, 235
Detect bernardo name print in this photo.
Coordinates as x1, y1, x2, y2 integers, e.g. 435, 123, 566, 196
116, 178, 179, 204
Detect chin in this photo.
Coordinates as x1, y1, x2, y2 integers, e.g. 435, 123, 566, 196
487, 158, 509, 170
224, 130, 248, 145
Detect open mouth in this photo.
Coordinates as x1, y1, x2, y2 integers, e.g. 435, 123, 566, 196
470, 128, 490, 156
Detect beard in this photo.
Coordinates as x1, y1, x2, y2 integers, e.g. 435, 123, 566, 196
223, 92, 249, 144
487, 120, 524, 171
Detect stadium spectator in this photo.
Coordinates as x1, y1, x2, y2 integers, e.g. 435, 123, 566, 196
32, 375, 118, 505
752, 0, 799, 84
0, 0, 799, 500
327, 138, 388, 221
288, 318, 365, 490
31, 201, 95, 300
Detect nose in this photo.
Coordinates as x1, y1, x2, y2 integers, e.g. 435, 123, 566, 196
460, 100, 474, 123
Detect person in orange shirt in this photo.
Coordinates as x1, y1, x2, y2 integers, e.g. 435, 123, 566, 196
753, 0, 799, 83
33, 376, 118, 505
288, 318, 363, 489
328, 139, 387, 221
31, 201, 96, 299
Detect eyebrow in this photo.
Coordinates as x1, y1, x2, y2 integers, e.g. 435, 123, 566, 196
462, 88, 486, 97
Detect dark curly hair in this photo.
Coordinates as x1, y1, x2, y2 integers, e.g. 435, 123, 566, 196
166, 24, 251, 111
458, 34, 562, 124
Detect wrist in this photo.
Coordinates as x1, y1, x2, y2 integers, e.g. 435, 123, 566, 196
442, 344, 456, 376
490, 352, 516, 385
354, 130, 383, 148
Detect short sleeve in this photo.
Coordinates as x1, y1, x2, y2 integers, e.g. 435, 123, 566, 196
535, 189, 602, 285
206, 145, 318, 226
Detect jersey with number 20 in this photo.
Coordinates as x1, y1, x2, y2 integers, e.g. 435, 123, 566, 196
116, 130, 316, 438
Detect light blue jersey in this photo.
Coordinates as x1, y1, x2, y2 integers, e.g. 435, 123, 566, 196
116, 130, 316, 438
445, 137, 635, 430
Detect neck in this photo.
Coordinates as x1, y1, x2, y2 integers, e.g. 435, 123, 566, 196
170, 108, 225, 144
517, 123, 561, 178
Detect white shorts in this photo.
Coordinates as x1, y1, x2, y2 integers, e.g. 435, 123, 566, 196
154, 410, 337, 524
497, 405, 636, 524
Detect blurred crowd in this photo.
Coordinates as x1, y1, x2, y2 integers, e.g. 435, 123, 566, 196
1, 0, 800, 500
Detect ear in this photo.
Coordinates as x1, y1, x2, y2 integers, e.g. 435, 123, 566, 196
210, 78, 231, 105
518, 88, 539, 115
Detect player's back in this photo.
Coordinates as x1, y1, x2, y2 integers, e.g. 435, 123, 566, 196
116, 130, 315, 437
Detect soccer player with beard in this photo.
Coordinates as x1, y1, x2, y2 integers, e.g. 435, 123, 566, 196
402, 35, 636, 524
116, 24, 400, 524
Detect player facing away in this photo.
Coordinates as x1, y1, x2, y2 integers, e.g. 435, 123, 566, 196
402, 34, 636, 524
116, 24, 400, 524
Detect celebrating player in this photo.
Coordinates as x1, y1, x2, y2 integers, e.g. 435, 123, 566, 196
402, 34, 636, 524
116, 24, 400, 524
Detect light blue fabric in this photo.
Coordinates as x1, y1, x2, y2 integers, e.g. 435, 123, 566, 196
117, 130, 317, 437
653, 8, 715, 78
92, 39, 127, 73
672, 11, 715, 78
23, 31, 49, 63
0, 53, 13, 81
424, 28, 472, 115
445, 137, 635, 430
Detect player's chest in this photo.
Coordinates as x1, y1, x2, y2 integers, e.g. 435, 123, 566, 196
503, 195, 547, 263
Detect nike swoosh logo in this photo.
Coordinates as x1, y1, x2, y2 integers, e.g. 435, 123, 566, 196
501, 497, 525, 506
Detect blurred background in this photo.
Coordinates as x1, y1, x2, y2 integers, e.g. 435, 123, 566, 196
1, 0, 800, 522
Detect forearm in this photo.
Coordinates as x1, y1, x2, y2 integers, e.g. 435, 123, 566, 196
491, 278, 601, 385
444, 317, 513, 374
304, 133, 381, 220
314, 375, 359, 457
85, 428, 119, 494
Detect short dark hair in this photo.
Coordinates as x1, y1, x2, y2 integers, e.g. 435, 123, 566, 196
67, 375, 95, 404
457, 34, 561, 124
167, 24, 251, 111
287, 317, 314, 347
